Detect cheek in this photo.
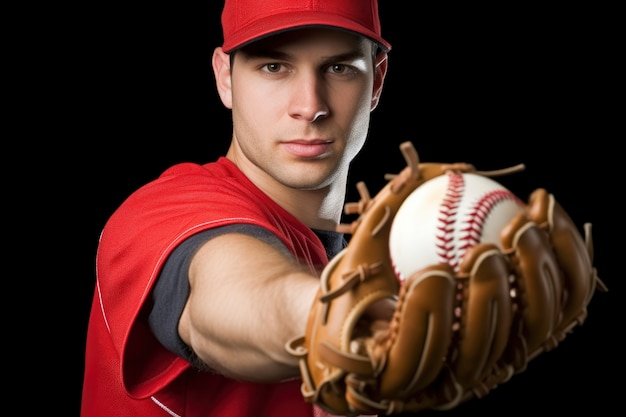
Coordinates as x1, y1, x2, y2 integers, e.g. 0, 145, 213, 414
233, 80, 283, 119
231, 87, 282, 147
334, 79, 375, 114
338, 102, 373, 161
232, 88, 270, 127
337, 87, 374, 131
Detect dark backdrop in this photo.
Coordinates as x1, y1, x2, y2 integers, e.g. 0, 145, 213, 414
72, 2, 618, 415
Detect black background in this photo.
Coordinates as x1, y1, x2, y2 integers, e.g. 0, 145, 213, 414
70, 2, 619, 415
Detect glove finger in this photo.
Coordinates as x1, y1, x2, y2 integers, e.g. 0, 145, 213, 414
452, 243, 513, 390
344, 264, 459, 415
381, 264, 456, 395
501, 208, 563, 355
526, 188, 598, 330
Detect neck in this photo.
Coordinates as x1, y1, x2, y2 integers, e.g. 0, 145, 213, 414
226, 143, 349, 231
256, 179, 346, 231
284, 184, 346, 231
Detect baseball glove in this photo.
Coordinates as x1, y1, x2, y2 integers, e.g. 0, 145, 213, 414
285, 141, 606, 416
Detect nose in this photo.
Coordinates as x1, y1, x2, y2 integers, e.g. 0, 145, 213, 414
288, 73, 329, 122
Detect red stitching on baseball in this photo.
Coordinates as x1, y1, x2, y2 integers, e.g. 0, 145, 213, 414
436, 173, 518, 271
436, 173, 464, 268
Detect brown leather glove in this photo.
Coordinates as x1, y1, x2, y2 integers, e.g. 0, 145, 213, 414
286, 141, 606, 416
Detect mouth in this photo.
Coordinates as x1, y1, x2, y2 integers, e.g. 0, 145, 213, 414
282, 140, 334, 159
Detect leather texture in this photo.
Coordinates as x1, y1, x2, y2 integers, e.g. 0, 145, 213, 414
286, 142, 606, 416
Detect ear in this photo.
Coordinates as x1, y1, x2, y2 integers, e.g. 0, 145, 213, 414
370, 52, 389, 111
212, 47, 233, 109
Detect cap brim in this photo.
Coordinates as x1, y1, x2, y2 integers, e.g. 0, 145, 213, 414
222, 12, 391, 53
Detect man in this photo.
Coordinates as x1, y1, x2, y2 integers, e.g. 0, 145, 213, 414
82, 0, 391, 415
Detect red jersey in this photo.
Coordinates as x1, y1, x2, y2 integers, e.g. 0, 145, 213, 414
82, 157, 329, 417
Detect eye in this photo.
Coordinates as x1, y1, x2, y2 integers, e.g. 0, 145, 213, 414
329, 64, 349, 74
262, 63, 282, 73
326, 63, 361, 77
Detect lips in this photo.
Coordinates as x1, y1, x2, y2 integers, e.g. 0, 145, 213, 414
282, 140, 333, 159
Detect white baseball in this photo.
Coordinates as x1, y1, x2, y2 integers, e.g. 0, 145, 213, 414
389, 172, 525, 281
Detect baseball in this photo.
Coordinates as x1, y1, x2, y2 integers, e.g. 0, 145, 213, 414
389, 172, 525, 281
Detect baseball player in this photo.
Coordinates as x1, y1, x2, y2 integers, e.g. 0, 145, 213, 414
82, 1, 390, 416
81, 0, 603, 416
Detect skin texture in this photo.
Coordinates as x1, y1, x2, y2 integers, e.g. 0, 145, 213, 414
177, 28, 389, 382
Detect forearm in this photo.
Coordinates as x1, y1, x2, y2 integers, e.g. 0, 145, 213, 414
179, 232, 320, 381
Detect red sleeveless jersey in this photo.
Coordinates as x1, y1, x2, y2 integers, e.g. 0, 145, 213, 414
82, 158, 328, 417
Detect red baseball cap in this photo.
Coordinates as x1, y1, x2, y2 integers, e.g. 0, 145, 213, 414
221, 0, 391, 53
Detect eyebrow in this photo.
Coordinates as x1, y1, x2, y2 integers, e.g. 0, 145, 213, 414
240, 49, 367, 64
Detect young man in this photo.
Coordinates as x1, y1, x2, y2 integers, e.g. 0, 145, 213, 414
82, 0, 390, 415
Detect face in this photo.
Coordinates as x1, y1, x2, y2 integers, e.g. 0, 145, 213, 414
214, 28, 387, 193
